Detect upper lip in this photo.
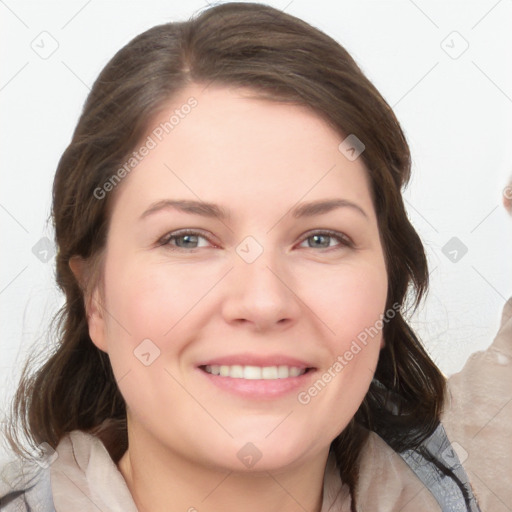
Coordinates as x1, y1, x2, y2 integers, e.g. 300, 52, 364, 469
197, 353, 315, 369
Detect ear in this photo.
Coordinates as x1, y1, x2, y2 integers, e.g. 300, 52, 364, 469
69, 256, 108, 353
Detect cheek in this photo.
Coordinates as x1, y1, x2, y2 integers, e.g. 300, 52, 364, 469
99, 261, 192, 420
304, 261, 388, 346
103, 256, 209, 339
296, 262, 387, 429
99, 255, 223, 395
331, 264, 388, 376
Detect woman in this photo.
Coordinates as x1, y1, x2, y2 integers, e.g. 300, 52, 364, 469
1, 2, 506, 510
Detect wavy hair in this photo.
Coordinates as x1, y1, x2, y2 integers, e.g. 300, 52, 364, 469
5, 3, 446, 510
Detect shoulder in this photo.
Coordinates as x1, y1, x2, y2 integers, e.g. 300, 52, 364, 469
0, 429, 113, 512
1, 429, 134, 512
0, 453, 55, 511
322, 431, 443, 511
355, 431, 442, 511
50, 429, 137, 511
444, 295, 512, 429
442, 297, 512, 510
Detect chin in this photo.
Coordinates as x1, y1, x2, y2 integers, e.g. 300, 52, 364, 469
220, 432, 320, 473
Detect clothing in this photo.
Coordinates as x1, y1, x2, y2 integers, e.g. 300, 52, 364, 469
441, 298, 512, 511
0, 429, 451, 512
1, 298, 511, 511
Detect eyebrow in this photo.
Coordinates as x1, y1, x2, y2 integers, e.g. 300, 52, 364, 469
139, 198, 368, 221
140, 199, 231, 221
292, 198, 368, 219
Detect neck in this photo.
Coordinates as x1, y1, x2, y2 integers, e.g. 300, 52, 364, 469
117, 421, 330, 512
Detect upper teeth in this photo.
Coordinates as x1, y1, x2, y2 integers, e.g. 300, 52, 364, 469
203, 365, 306, 379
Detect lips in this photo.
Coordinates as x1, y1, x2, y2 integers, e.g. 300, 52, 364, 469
197, 353, 314, 369
195, 353, 316, 399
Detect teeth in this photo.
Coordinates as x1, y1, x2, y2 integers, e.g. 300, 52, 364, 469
277, 365, 289, 378
231, 365, 244, 378
243, 366, 261, 379
262, 366, 278, 379
289, 367, 303, 377
203, 364, 307, 379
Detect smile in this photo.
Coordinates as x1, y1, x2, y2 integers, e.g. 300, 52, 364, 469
202, 364, 308, 379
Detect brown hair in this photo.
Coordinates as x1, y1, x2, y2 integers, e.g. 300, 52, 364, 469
5, 2, 446, 508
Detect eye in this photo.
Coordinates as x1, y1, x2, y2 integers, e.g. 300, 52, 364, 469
158, 229, 353, 252
298, 230, 353, 250
158, 230, 212, 250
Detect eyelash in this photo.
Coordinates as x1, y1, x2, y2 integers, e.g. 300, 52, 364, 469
158, 229, 354, 252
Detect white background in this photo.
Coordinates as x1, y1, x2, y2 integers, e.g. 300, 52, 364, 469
1, 0, 511, 423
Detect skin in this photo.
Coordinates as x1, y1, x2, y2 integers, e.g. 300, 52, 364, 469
72, 83, 389, 512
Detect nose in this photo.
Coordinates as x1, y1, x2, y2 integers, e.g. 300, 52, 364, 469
221, 244, 302, 332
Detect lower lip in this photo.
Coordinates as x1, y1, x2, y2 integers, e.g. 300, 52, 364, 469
197, 367, 316, 400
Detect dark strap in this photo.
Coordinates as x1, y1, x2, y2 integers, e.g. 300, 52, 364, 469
399, 423, 481, 512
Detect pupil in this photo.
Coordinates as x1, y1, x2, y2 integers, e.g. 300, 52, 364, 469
312, 235, 329, 248
179, 235, 197, 247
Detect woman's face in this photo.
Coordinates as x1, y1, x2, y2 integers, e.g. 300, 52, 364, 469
86, 83, 388, 471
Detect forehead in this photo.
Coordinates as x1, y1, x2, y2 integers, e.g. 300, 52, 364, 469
108, 83, 375, 223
